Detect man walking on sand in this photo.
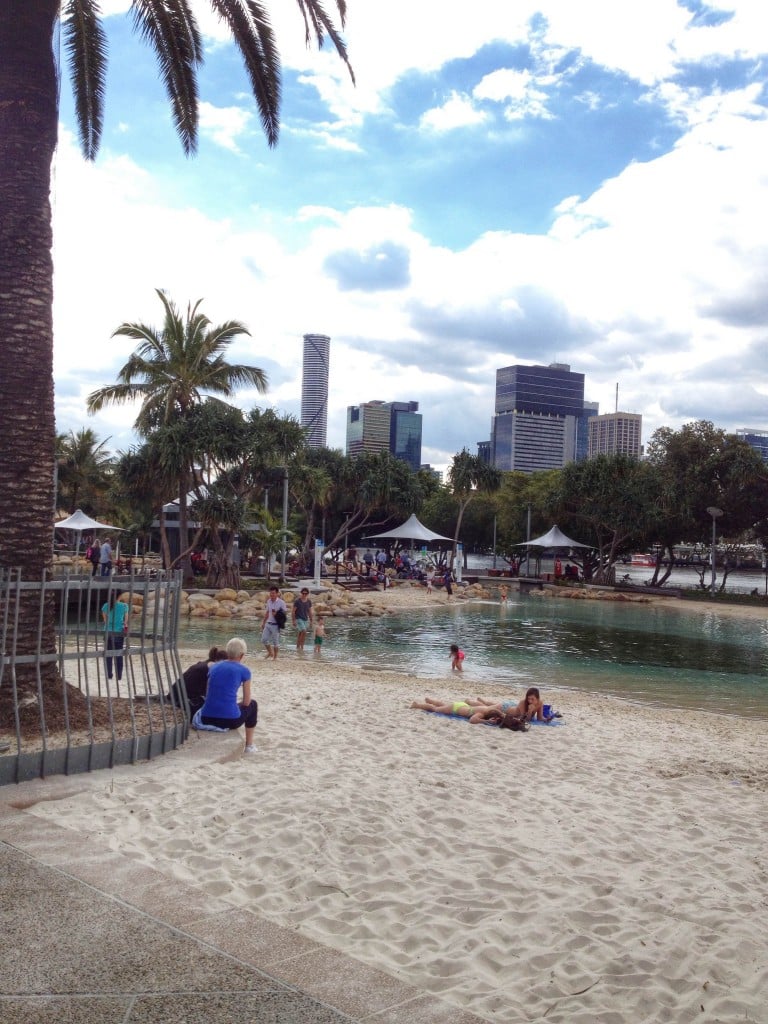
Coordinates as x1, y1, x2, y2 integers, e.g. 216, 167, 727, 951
261, 585, 287, 660
292, 587, 313, 652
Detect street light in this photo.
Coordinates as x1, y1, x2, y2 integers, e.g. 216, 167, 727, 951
279, 466, 289, 582
706, 506, 723, 597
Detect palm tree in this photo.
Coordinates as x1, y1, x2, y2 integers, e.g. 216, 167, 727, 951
0, 2, 352, 702
447, 450, 502, 569
87, 289, 267, 578
56, 427, 114, 515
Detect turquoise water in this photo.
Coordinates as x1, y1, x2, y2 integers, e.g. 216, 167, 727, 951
180, 595, 768, 718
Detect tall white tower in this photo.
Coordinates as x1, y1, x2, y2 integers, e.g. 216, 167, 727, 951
300, 334, 330, 447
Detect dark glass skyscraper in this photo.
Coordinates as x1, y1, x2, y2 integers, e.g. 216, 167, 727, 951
300, 333, 330, 447
389, 401, 422, 472
491, 363, 586, 472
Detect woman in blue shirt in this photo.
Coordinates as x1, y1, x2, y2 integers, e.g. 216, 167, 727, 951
101, 593, 129, 682
198, 636, 258, 754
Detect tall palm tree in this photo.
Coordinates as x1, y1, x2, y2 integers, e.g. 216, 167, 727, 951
447, 449, 502, 568
88, 288, 267, 579
0, 2, 352, 699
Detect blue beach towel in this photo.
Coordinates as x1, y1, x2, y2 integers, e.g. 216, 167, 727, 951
423, 711, 565, 727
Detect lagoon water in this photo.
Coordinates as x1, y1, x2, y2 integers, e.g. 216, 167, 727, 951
181, 593, 768, 719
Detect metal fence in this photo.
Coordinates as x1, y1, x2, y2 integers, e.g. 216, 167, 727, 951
0, 569, 188, 785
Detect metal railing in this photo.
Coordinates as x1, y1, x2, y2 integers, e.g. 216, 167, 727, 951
0, 569, 188, 785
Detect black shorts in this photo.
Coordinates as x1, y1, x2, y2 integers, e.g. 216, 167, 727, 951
201, 699, 258, 730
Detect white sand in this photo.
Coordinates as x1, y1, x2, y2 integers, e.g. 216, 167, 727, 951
19, 590, 768, 1022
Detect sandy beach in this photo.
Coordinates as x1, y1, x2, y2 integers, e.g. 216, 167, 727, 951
8, 587, 768, 1022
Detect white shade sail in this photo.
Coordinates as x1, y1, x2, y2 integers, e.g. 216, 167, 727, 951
517, 525, 590, 549
363, 513, 453, 544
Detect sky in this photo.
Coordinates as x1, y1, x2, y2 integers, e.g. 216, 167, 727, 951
52, 0, 768, 472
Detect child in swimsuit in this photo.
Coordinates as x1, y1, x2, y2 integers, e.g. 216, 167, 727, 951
449, 643, 465, 672
313, 615, 325, 654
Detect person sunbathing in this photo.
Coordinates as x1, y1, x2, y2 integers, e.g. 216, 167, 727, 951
467, 686, 557, 722
410, 697, 527, 730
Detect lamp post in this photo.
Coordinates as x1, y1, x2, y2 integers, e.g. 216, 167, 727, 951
706, 506, 723, 597
279, 466, 288, 582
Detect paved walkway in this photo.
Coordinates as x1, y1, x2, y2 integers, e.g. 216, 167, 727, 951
0, 744, 486, 1024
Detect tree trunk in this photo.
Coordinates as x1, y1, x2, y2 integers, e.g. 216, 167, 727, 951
0, 3, 60, 724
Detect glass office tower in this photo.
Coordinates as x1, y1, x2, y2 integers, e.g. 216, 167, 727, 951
491, 363, 586, 471
300, 333, 330, 447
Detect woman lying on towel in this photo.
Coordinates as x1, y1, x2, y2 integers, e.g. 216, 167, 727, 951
410, 697, 527, 731
467, 686, 557, 723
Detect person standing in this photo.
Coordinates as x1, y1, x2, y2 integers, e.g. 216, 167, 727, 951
442, 567, 453, 600
261, 585, 287, 660
449, 643, 465, 671
99, 536, 113, 576
425, 566, 435, 594
101, 592, 129, 682
292, 587, 313, 652
88, 537, 101, 577
197, 637, 258, 754
313, 615, 326, 655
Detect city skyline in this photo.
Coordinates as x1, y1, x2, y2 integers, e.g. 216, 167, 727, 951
51, 2, 768, 473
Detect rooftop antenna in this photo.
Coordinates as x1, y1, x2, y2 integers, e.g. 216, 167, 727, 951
615, 383, 619, 414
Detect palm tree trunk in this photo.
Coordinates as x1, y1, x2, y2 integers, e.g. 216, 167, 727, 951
177, 470, 194, 583
0, 3, 60, 722
0, 3, 58, 575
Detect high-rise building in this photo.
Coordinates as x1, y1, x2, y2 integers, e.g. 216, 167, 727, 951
389, 401, 422, 472
300, 333, 330, 447
346, 401, 392, 459
346, 400, 422, 469
736, 429, 768, 463
578, 401, 600, 462
490, 363, 586, 472
587, 412, 643, 459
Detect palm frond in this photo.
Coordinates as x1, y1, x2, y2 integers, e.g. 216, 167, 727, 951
130, 0, 202, 155
209, 0, 281, 146
62, 0, 108, 160
294, 0, 355, 84
86, 382, 149, 414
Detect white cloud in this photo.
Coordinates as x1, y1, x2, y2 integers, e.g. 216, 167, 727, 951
420, 91, 488, 132
199, 101, 253, 152
474, 68, 554, 120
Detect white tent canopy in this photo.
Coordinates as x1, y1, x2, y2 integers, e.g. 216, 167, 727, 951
517, 525, 590, 549
55, 509, 121, 534
364, 513, 453, 544
55, 509, 122, 554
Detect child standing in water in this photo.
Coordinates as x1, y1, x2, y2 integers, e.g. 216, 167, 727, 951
500, 585, 508, 604
449, 643, 465, 672
313, 615, 326, 655
425, 566, 435, 594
